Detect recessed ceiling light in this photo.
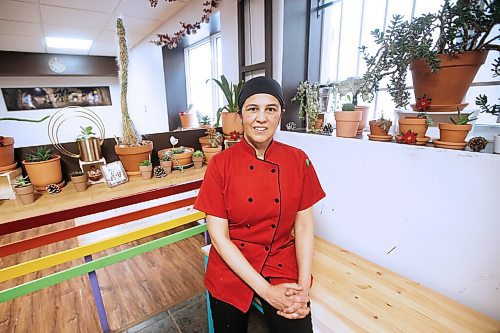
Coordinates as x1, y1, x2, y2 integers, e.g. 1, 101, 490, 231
45, 37, 93, 50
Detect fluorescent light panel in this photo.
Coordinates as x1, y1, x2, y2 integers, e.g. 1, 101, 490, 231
45, 37, 93, 50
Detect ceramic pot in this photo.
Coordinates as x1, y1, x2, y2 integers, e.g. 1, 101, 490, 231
0, 137, 15, 169
193, 156, 204, 169
398, 117, 428, 138
334, 111, 362, 138
202, 145, 222, 163
438, 123, 472, 143
22, 155, 63, 190
14, 184, 35, 205
139, 165, 153, 180
369, 120, 392, 136
71, 174, 89, 192
180, 113, 199, 129
160, 160, 173, 174
221, 112, 243, 136
158, 147, 194, 168
115, 140, 153, 176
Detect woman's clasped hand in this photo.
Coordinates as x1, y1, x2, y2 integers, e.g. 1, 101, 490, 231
264, 283, 311, 319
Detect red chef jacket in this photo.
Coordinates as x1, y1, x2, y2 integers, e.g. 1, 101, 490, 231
194, 138, 326, 312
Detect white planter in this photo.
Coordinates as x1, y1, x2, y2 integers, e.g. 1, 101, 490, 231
494, 134, 500, 154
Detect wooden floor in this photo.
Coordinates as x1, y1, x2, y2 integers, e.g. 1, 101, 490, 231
0, 220, 206, 333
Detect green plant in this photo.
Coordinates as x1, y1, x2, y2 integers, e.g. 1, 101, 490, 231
341, 103, 355, 111
77, 126, 96, 140
13, 175, 31, 188
475, 94, 500, 116
417, 112, 434, 126
139, 160, 151, 166
373, 114, 392, 132
450, 108, 478, 125
171, 146, 186, 154
26, 146, 54, 162
360, 0, 499, 108
291, 81, 320, 132
337, 77, 370, 106
193, 150, 204, 158
69, 170, 84, 177
210, 75, 244, 127
160, 153, 172, 161
200, 115, 211, 125
117, 17, 140, 146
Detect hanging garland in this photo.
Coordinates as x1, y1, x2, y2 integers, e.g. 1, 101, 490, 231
149, 0, 222, 49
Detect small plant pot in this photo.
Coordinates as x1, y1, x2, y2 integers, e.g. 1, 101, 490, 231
139, 165, 153, 180
14, 184, 35, 205
0, 137, 15, 169
160, 160, 173, 174
438, 123, 472, 143
193, 156, 204, 169
221, 112, 243, 136
180, 113, 199, 129
202, 145, 222, 164
199, 135, 223, 146
71, 174, 89, 192
398, 117, 428, 138
334, 111, 362, 138
369, 120, 392, 136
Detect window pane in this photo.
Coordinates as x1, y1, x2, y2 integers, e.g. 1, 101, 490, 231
186, 41, 213, 120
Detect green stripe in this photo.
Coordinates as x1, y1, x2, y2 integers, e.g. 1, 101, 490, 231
0, 223, 207, 303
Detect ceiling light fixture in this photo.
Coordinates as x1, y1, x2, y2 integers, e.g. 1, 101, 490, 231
45, 37, 93, 50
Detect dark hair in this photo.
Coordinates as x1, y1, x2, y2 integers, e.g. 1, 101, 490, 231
238, 76, 285, 112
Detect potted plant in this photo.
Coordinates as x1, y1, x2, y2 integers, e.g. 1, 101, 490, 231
158, 146, 194, 169
360, 0, 499, 110
139, 160, 153, 180
192, 150, 204, 169
69, 170, 89, 192
337, 77, 371, 134
397, 95, 433, 142
159, 153, 173, 175
368, 113, 393, 141
179, 104, 199, 129
199, 115, 212, 129
76, 125, 103, 162
211, 75, 244, 136
334, 102, 362, 138
13, 175, 35, 205
114, 18, 153, 175
438, 108, 477, 144
202, 128, 223, 163
0, 116, 49, 172
291, 81, 321, 132
22, 146, 63, 190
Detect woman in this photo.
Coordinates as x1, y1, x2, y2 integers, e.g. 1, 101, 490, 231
194, 76, 325, 332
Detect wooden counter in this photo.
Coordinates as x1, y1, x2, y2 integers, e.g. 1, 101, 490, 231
0, 166, 206, 232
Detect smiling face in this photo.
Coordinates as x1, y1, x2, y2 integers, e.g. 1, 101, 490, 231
241, 93, 282, 152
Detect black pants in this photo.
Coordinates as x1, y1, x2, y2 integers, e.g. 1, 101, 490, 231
208, 293, 313, 333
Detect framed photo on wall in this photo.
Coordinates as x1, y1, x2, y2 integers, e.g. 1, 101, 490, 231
100, 161, 128, 188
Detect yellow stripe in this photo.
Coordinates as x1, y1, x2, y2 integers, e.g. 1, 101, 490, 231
0, 211, 205, 282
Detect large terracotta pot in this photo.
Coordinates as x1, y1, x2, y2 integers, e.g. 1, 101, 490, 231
398, 118, 428, 138
221, 112, 243, 136
202, 145, 222, 164
438, 123, 472, 143
158, 147, 194, 168
410, 51, 488, 110
355, 106, 370, 134
334, 111, 362, 138
0, 137, 15, 170
115, 140, 154, 176
179, 113, 199, 129
22, 155, 63, 190
14, 184, 35, 205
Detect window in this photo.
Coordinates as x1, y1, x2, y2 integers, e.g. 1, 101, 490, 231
319, 0, 499, 125
184, 34, 222, 123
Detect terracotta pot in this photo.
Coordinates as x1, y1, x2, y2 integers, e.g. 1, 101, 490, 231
180, 113, 199, 129
14, 184, 35, 205
202, 145, 222, 163
139, 165, 153, 180
221, 112, 243, 136
410, 51, 488, 109
369, 120, 392, 136
115, 140, 154, 175
334, 111, 362, 138
158, 147, 194, 168
22, 155, 63, 190
193, 156, 204, 169
398, 118, 428, 138
0, 137, 15, 168
355, 106, 370, 134
199, 135, 223, 146
160, 160, 172, 174
438, 123, 472, 143
71, 174, 88, 192
314, 113, 325, 129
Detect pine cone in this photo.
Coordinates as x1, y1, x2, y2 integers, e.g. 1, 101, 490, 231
467, 136, 489, 152
323, 123, 334, 135
46, 183, 61, 194
154, 166, 167, 178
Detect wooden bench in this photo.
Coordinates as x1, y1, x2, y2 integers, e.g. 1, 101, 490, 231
202, 237, 500, 333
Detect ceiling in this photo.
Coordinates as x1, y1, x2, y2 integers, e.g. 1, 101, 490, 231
0, 0, 190, 56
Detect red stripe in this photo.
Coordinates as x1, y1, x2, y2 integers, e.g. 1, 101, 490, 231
0, 197, 197, 258
0, 180, 202, 236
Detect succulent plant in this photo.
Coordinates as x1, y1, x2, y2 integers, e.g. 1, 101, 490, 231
193, 150, 204, 158
450, 108, 478, 125
13, 175, 31, 188
69, 170, 85, 177
139, 160, 152, 166
26, 146, 54, 162
341, 103, 355, 111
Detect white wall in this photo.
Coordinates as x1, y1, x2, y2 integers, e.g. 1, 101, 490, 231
275, 130, 500, 320
0, 76, 120, 147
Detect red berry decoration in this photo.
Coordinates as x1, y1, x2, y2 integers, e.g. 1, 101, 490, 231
401, 130, 417, 144
416, 94, 432, 112
230, 131, 239, 140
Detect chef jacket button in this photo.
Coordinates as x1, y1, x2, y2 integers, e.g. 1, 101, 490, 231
248, 197, 253, 203
271, 224, 276, 229
246, 224, 250, 229
274, 198, 279, 203
249, 165, 254, 170
265, 246, 269, 251
278, 263, 283, 268
241, 243, 245, 247
271, 169, 276, 173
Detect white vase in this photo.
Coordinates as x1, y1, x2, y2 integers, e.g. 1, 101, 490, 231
494, 134, 500, 154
